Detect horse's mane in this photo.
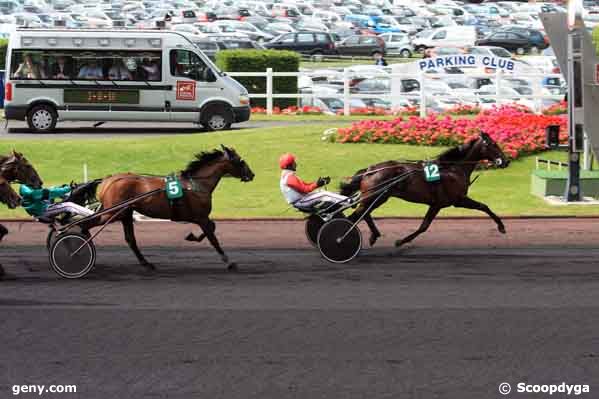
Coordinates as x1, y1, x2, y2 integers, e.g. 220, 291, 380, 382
436, 139, 476, 163
181, 149, 224, 177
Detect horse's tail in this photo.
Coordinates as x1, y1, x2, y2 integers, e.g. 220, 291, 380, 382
339, 168, 367, 196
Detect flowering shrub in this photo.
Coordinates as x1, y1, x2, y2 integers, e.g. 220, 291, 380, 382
542, 100, 567, 115
335, 105, 567, 159
251, 105, 323, 115
442, 104, 481, 116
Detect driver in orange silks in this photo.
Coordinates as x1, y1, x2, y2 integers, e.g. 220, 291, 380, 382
279, 153, 348, 209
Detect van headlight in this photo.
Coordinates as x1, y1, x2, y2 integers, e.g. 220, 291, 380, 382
239, 95, 250, 105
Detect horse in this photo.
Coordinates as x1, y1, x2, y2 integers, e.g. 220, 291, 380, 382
0, 151, 43, 277
339, 132, 510, 248
81, 145, 254, 271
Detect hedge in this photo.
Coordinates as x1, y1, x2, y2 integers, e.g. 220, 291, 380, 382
0, 38, 7, 70
216, 49, 300, 108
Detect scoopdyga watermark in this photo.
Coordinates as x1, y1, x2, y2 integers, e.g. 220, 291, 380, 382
499, 382, 590, 396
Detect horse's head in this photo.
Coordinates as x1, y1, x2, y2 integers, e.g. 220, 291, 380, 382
2, 150, 43, 188
474, 132, 510, 168
0, 183, 21, 209
220, 145, 255, 182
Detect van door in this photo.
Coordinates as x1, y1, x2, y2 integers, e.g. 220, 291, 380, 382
166, 48, 221, 122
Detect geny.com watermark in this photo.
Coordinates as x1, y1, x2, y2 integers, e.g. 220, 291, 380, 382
499, 382, 590, 396
12, 384, 77, 396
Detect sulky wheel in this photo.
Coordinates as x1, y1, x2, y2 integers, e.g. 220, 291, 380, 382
317, 218, 362, 264
305, 214, 325, 247
49, 233, 96, 279
46, 228, 57, 251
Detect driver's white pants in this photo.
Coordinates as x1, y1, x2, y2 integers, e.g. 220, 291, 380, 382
43, 202, 95, 218
295, 191, 349, 208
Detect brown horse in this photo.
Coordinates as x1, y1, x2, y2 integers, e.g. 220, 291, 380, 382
83, 145, 254, 270
340, 132, 510, 247
0, 151, 43, 277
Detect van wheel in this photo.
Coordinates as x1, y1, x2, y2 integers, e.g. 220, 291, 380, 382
516, 47, 525, 55
201, 105, 232, 131
27, 104, 57, 133
399, 49, 412, 58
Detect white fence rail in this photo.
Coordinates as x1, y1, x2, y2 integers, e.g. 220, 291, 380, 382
227, 68, 565, 117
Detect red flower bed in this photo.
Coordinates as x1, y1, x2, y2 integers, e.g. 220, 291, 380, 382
442, 104, 481, 116
542, 100, 567, 115
251, 105, 323, 115
336, 105, 567, 159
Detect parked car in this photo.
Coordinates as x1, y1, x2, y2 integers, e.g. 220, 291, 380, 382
412, 25, 477, 52
476, 31, 536, 55
379, 33, 413, 58
335, 35, 386, 56
264, 31, 337, 56
495, 26, 548, 53
194, 38, 265, 60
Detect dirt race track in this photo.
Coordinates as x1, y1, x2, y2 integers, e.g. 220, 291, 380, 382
1, 218, 599, 399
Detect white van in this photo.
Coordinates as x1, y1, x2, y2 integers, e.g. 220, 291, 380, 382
5, 28, 251, 132
412, 26, 476, 51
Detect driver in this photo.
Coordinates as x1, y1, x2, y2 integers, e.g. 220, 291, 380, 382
19, 183, 94, 222
279, 153, 348, 209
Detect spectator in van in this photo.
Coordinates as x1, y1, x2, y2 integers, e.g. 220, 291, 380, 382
77, 59, 104, 79
108, 58, 132, 80
51, 56, 73, 79
13, 54, 41, 79
140, 58, 160, 81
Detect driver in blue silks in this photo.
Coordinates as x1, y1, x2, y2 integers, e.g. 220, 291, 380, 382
19, 184, 94, 221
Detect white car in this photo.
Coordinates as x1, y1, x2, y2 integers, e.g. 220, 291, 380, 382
379, 33, 413, 58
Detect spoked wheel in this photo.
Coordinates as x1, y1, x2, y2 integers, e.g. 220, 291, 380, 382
305, 214, 325, 247
49, 233, 96, 279
46, 228, 57, 251
317, 219, 362, 264
305, 213, 346, 247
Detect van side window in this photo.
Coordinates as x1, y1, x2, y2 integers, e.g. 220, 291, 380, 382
170, 49, 209, 81
10, 49, 161, 81
432, 30, 446, 40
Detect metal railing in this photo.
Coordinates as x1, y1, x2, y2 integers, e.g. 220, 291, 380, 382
227, 68, 565, 116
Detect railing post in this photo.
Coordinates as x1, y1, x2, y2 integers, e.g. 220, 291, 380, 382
266, 67, 273, 116
418, 70, 425, 117
343, 68, 350, 116
495, 68, 502, 106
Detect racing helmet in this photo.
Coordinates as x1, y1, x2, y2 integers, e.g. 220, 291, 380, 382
279, 153, 296, 169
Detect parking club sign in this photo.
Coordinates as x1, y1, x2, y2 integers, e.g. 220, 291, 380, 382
176, 81, 196, 101
418, 55, 517, 72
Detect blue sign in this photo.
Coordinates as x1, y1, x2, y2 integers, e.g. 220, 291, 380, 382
418, 56, 516, 72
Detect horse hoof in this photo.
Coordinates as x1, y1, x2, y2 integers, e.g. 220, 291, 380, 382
185, 233, 197, 242
394, 240, 403, 248
369, 235, 379, 247
227, 262, 238, 271
498, 226, 506, 234
141, 262, 156, 271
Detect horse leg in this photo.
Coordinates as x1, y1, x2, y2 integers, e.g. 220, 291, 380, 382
121, 211, 154, 270
197, 218, 236, 271
395, 206, 440, 247
348, 197, 387, 247
185, 220, 215, 243
454, 196, 506, 234
0, 224, 8, 242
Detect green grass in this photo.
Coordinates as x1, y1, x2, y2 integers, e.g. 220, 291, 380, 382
0, 124, 595, 219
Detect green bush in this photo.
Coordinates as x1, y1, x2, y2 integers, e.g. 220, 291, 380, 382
216, 49, 300, 108
0, 38, 8, 70
593, 26, 599, 54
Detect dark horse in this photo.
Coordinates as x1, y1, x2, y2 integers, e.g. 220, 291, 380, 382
340, 132, 510, 247
82, 146, 254, 270
0, 151, 43, 278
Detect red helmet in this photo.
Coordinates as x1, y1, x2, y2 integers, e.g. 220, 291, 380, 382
279, 153, 296, 169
